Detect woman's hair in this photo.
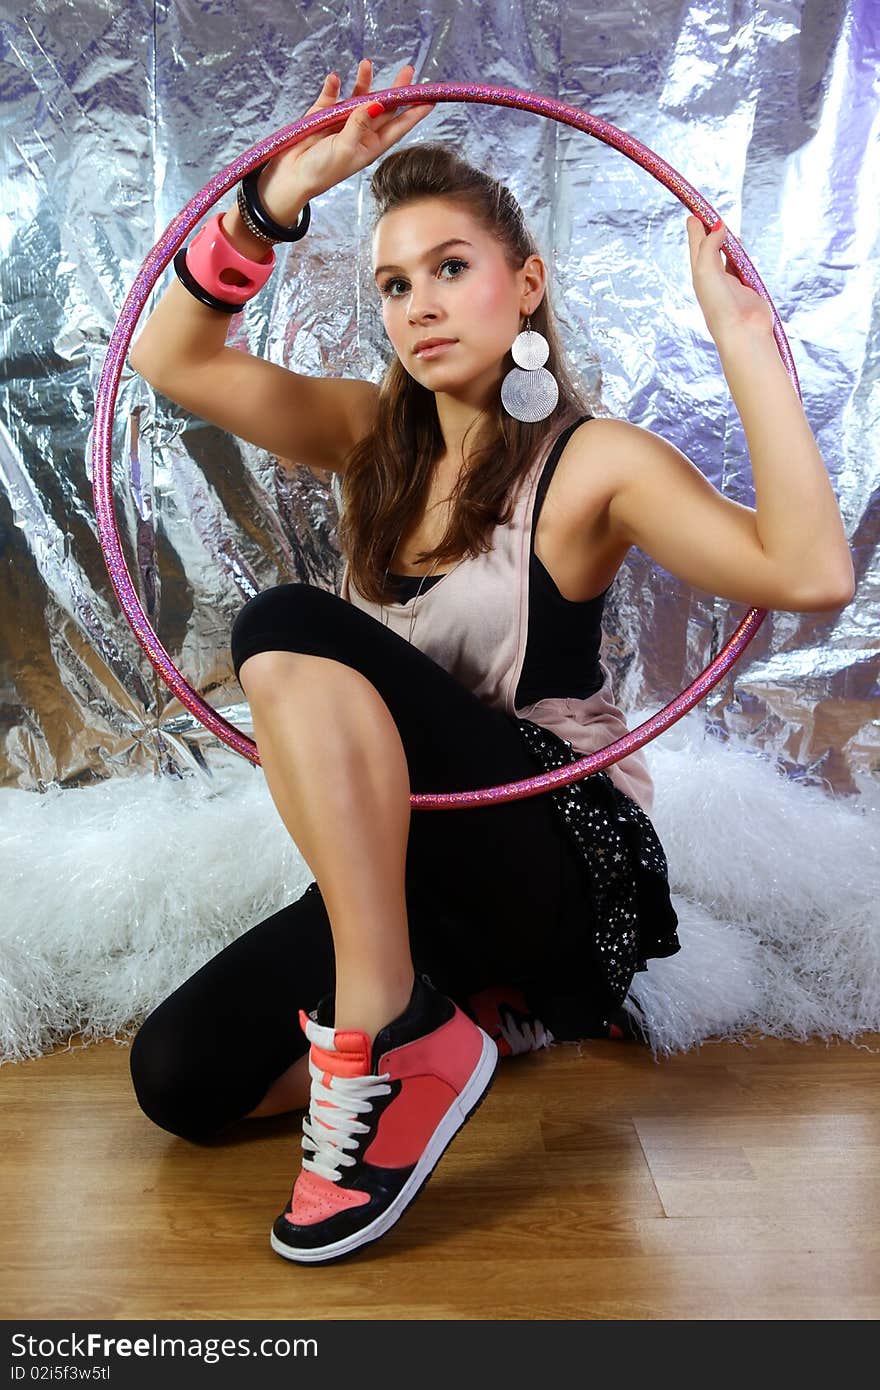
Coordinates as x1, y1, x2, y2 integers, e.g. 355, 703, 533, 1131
337, 142, 594, 603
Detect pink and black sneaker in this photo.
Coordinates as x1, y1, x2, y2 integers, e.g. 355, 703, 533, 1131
270, 973, 498, 1264
606, 999, 649, 1041
466, 983, 649, 1049
464, 983, 555, 1058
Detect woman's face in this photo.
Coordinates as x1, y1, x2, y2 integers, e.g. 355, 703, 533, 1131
372, 199, 544, 399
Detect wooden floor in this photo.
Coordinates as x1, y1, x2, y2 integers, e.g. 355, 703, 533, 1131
3, 1030, 879, 1320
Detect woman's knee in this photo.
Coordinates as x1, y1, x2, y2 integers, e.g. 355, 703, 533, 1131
230, 583, 348, 685
128, 1012, 231, 1143
237, 649, 308, 700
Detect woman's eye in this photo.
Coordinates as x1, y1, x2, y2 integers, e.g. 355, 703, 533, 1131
381, 258, 469, 298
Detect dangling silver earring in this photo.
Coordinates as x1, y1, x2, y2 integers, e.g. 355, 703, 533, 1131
500, 315, 559, 423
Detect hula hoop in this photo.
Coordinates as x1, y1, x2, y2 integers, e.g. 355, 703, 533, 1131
93, 82, 791, 810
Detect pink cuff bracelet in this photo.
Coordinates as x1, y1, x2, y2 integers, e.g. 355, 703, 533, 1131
184, 210, 276, 307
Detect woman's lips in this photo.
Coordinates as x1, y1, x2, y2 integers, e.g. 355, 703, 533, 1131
415, 341, 457, 358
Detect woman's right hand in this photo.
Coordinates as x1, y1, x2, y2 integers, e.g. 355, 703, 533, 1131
257, 60, 436, 218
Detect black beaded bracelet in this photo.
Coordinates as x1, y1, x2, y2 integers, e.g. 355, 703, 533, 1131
172, 247, 241, 314
240, 162, 312, 243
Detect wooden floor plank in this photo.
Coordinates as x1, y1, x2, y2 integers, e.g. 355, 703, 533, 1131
2, 1030, 879, 1320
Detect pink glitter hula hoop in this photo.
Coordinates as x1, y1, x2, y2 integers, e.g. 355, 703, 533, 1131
93, 82, 792, 811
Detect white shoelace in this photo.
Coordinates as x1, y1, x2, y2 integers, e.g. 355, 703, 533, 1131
301, 1046, 392, 1184
499, 1008, 554, 1055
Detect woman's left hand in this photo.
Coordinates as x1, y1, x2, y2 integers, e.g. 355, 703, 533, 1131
686, 216, 776, 341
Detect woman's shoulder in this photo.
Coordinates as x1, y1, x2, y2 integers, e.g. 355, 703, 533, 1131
531, 406, 595, 472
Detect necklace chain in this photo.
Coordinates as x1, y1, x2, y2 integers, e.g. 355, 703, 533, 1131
380, 529, 465, 644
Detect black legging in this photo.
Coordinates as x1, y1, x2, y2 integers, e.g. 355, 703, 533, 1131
129, 583, 610, 1142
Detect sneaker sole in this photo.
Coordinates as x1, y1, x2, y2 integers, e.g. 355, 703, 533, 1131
269, 1028, 499, 1265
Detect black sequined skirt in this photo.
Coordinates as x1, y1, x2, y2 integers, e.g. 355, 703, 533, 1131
513, 717, 681, 1040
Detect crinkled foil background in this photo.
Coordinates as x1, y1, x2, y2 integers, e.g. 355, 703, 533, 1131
0, 0, 876, 796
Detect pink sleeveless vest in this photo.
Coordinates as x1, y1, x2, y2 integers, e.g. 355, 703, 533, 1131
339, 415, 654, 815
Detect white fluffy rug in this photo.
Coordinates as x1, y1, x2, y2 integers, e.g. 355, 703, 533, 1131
1, 706, 877, 1065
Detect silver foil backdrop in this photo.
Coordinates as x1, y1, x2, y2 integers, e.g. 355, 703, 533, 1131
0, 0, 877, 796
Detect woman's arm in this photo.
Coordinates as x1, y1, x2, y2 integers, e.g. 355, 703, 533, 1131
602, 222, 855, 612
606, 324, 854, 612
709, 322, 854, 599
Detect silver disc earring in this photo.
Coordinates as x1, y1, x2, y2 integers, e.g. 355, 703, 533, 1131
500, 316, 559, 422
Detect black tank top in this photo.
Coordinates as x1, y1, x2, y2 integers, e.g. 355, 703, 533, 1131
387, 415, 608, 704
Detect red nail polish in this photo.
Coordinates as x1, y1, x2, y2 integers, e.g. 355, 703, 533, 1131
710, 217, 723, 232
367, 101, 385, 117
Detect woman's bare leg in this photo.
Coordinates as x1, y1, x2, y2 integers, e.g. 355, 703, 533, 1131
245, 1052, 311, 1118
238, 650, 415, 1047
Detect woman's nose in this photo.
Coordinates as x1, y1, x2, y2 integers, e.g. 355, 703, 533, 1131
406, 284, 442, 320
408, 297, 441, 322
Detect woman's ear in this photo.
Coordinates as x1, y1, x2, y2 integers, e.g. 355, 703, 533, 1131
520, 253, 547, 305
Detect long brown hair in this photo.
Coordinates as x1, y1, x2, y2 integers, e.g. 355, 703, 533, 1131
338, 142, 595, 603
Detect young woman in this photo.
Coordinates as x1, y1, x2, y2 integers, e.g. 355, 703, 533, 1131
127, 61, 854, 1266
